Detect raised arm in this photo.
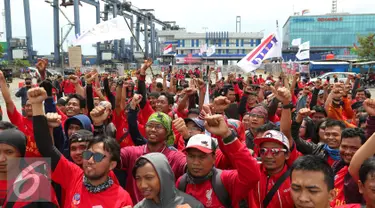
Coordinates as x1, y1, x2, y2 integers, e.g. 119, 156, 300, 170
29, 87, 62, 171
204, 114, 260, 201
363, 99, 375, 138
349, 132, 375, 182
274, 87, 293, 148
128, 94, 147, 145
0, 71, 15, 114
292, 108, 319, 155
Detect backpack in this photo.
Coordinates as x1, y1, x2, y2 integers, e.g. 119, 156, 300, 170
178, 168, 248, 208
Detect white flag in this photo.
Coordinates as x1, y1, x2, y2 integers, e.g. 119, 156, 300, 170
73, 17, 128, 46
296, 50, 310, 60
206, 45, 216, 57
237, 33, 281, 73
291, 38, 302, 46
199, 44, 208, 55
299, 41, 310, 50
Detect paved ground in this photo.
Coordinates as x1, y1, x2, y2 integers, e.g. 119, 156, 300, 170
1, 78, 374, 122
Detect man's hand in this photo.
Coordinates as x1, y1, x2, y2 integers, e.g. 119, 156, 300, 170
27, 87, 47, 104
69, 75, 79, 85
90, 105, 109, 126
184, 87, 197, 96
140, 58, 153, 75
130, 94, 142, 110
296, 108, 316, 123
204, 114, 231, 138
293, 72, 300, 81
212, 96, 231, 113
46, 113, 62, 128
173, 115, 189, 139
0, 71, 5, 84
364, 99, 375, 116
272, 87, 291, 105
85, 72, 97, 84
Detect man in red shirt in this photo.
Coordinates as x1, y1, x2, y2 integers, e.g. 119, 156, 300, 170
30, 87, 133, 207
0, 71, 40, 157
177, 115, 260, 207
290, 155, 336, 208
0, 122, 59, 207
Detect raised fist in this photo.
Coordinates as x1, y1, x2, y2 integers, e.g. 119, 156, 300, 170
27, 87, 47, 104
130, 94, 143, 109
184, 87, 197, 96
363, 99, 375, 116
204, 114, 230, 138
69, 75, 79, 85
46, 113, 62, 128
272, 87, 292, 105
296, 108, 316, 123
212, 96, 231, 113
90, 105, 109, 126
172, 115, 189, 139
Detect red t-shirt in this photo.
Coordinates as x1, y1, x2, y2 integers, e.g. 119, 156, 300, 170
331, 166, 349, 207
52, 156, 133, 207
7, 106, 41, 157
336, 204, 361, 208
0, 180, 6, 205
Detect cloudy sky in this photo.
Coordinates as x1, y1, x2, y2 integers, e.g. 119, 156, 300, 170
1, 0, 375, 55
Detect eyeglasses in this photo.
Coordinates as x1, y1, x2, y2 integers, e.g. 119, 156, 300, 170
249, 113, 265, 119
145, 123, 165, 130
82, 150, 106, 163
259, 148, 287, 157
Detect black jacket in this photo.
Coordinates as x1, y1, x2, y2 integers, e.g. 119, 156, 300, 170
292, 120, 329, 160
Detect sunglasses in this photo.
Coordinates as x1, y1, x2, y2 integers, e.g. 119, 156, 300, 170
259, 148, 287, 157
82, 150, 106, 163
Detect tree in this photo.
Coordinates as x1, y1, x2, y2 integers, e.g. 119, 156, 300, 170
0, 44, 4, 58
355, 34, 375, 60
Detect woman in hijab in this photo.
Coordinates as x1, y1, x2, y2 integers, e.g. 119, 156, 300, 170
133, 153, 204, 208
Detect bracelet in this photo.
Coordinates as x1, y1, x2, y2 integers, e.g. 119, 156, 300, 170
282, 103, 294, 109
222, 129, 237, 144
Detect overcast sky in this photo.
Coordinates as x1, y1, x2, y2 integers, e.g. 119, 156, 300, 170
1, 0, 375, 55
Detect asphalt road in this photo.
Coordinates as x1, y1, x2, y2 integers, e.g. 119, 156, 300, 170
1, 78, 375, 122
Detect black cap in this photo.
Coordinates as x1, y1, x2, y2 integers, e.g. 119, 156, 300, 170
0, 129, 26, 157
69, 129, 93, 144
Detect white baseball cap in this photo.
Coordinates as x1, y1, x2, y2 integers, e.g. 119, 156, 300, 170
183, 134, 215, 154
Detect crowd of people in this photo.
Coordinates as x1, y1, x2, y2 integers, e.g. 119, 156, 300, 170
0, 58, 374, 208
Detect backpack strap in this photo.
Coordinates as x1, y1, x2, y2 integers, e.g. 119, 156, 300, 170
211, 168, 232, 208
262, 169, 291, 208
118, 131, 129, 144
177, 173, 188, 192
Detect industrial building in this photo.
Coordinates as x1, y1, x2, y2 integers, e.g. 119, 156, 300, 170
282, 13, 375, 60
157, 29, 264, 64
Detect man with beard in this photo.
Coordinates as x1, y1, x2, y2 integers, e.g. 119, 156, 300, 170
30, 87, 133, 207
16, 77, 33, 116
